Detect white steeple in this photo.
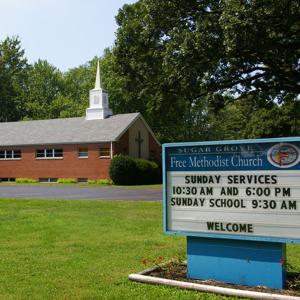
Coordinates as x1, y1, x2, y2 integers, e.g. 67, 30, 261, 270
86, 61, 113, 120
94, 60, 101, 89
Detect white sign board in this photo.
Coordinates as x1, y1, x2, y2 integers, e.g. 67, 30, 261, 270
163, 139, 300, 243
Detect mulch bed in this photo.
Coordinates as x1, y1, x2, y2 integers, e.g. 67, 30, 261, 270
146, 261, 300, 297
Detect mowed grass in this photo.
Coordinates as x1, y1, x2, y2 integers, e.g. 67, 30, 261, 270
0, 199, 299, 300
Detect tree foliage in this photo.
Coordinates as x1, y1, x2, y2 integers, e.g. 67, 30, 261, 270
25, 59, 64, 119
0, 0, 299, 143
0, 37, 28, 122
111, 0, 300, 141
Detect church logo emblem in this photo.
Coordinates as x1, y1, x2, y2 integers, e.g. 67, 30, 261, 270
267, 143, 300, 168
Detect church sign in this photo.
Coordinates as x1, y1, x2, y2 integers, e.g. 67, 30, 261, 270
162, 137, 300, 288
163, 138, 300, 243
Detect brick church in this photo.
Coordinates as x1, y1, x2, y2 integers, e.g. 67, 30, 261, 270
0, 62, 161, 182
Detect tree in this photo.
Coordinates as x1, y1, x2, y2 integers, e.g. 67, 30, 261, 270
244, 100, 300, 138
62, 58, 97, 116
111, 0, 300, 141
212, 0, 300, 102
0, 37, 28, 122
25, 59, 65, 120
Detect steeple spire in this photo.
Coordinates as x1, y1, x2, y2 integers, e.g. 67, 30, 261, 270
86, 60, 113, 120
94, 60, 101, 89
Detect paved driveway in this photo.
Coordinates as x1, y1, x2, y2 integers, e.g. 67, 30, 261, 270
0, 185, 162, 201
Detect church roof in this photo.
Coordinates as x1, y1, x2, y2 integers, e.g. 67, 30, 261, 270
0, 113, 142, 146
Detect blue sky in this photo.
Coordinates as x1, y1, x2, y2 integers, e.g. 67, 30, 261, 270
0, 0, 136, 71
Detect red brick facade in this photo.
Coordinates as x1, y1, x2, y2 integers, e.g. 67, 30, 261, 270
0, 130, 161, 181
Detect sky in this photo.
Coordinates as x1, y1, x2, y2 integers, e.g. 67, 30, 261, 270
0, 0, 136, 71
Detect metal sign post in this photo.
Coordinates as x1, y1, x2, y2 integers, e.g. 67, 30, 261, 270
163, 137, 300, 289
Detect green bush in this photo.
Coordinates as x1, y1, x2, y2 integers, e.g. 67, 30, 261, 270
135, 159, 160, 184
88, 179, 113, 185
57, 178, 77, 184
15, 178, 38, 184
109, 155, 161, 185
87, 180, 96, 184
109, 155, 138, 185
96, 179, 113, 185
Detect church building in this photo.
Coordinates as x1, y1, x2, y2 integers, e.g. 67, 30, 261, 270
0, 62, 161, 182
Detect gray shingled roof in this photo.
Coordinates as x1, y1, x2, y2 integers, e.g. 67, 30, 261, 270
0, 113, 140, 146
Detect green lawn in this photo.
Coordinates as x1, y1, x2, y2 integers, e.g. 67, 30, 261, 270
0, 199, 299, 299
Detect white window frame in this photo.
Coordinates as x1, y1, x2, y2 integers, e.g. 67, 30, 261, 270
99, 147, 111, 158
0, 150, 22, 160
35, 148, 63, 159
78, 148, 88, 159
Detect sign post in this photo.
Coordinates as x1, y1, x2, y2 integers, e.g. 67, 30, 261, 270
163, 138, 300, 289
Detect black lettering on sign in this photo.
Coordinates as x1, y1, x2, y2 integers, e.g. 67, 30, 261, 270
227, 175, 278, 185
275, 187, 291, 197
220, 187, 239, 196
206, 222, 254, 233
171, 198, 205, 207
185, 175, 221, 184
281, 200, 297, 210
199, 187, 213, 195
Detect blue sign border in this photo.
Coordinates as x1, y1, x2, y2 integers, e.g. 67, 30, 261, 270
163, 137, 300, 244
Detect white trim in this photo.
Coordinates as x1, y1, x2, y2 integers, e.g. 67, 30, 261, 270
35, 148, 63, 159
35, 157, 63, 160
110, 141, 113, 159
0, 158, 21, 161
0, 149, 22, 160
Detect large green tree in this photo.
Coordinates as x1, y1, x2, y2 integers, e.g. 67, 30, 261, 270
25, 59, 64, 119
0, 37, 28, 122
213, 0, 300, 102
111, 0, 300, 141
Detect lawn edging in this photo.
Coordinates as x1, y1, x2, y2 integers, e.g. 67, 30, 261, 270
129, 265, 300, 300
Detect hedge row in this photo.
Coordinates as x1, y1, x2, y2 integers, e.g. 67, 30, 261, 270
109, 155, 161, 185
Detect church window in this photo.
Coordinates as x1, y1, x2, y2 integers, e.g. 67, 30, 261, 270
6, 151, 13, 158
39, 178, 57, 183
78, 178, 88, 182
36, 149, 45, 158
99, 147, 110, 158
14, 150, 21, 158
78, 148, 88, 158
54, 149, 63, 157
46, 149, 53, 158
0, 150, 22, 160
36, 148, 63, 159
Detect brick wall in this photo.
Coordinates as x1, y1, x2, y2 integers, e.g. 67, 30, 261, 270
0, 143, 112, 180
0, 131, 161, 181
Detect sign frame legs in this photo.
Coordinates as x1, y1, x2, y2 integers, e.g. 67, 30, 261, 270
187, 236, 286, 289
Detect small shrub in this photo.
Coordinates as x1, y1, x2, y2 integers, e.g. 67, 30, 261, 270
109, 155, 138, 185
57, 178, 77, 184
96, 179, 113, 185
88, 179, 112, 185
109, 155, 161, 185
135, 159, 160, 184
15, 178, 38, 184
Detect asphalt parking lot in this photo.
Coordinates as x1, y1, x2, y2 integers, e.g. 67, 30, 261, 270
0, 185, 162, 201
